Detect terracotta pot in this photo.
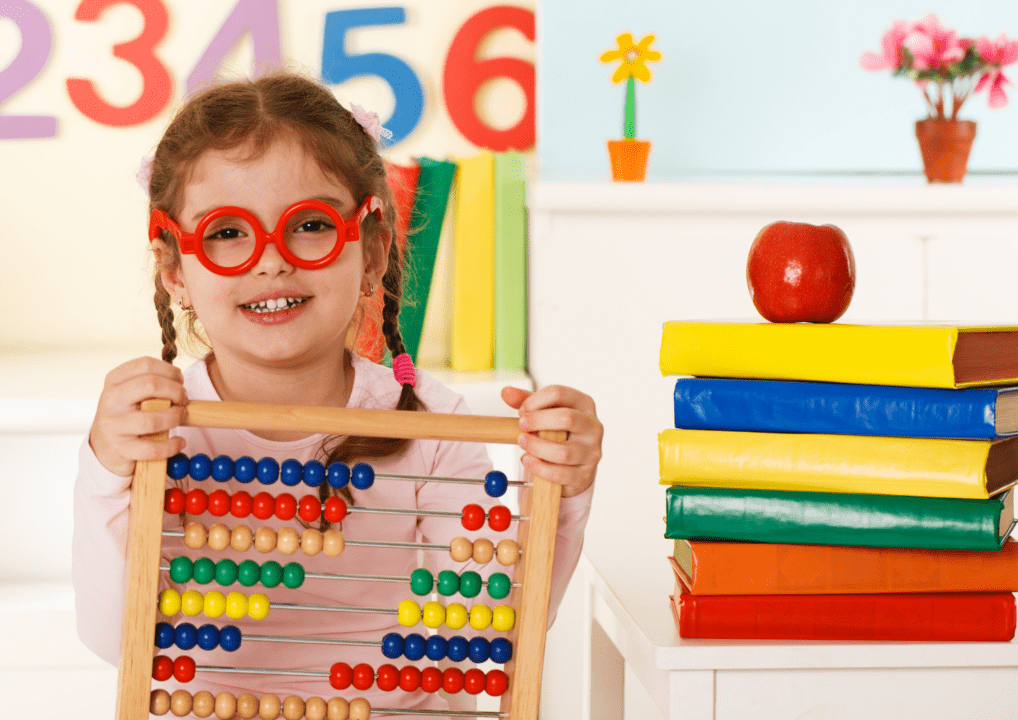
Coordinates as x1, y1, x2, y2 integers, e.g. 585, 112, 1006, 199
607, 139, 651, 181
914, 118, 976, 183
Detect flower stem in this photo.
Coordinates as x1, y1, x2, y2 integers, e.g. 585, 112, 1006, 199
624, 76, 636, 139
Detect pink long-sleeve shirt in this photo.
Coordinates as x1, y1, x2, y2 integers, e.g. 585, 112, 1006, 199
72, 354, 592, 715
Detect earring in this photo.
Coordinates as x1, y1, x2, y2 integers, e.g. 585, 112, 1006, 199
362, 283, 375, 297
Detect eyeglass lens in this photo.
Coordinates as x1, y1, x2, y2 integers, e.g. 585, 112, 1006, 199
201, 207, 341, 268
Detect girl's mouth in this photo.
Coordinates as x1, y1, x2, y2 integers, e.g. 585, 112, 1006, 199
240, 297, 310, 314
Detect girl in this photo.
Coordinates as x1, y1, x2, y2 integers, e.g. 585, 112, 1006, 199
72, 73, 601, 718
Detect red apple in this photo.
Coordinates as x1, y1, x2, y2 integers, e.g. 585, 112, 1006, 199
746, 221, 855, 323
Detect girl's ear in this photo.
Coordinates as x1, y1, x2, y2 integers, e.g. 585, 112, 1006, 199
363, 225, 392, 288
154, 240, 188, 304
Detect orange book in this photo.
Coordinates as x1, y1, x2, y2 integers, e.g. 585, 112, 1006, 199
671, 538, 1018, 596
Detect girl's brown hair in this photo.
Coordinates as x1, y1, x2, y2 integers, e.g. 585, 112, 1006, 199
149, 73, 423, 514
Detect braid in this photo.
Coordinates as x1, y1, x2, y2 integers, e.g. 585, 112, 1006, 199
154, 278, 178, 364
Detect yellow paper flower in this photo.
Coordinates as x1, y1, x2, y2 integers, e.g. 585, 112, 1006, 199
600, 33, 662, 83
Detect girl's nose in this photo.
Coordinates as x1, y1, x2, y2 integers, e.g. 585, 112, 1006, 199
252, 239, 295, 276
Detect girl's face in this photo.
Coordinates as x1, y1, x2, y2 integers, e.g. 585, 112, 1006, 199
160, 136, 387, 370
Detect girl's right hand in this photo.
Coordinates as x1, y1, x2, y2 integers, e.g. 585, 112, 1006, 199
89, 357, 189, 477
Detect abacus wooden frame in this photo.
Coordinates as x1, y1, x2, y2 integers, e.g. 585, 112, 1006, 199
116, 399, 563, 720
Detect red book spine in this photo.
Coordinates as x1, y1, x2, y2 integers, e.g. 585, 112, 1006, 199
676, 592, 1017, 641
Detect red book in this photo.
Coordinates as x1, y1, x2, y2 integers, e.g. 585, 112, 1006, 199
669, 589, 1016, 641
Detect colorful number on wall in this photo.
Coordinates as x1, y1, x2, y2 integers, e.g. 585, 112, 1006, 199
0, 0, 58, 138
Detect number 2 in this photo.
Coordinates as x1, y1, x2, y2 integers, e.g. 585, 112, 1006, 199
0, 1, 57, 139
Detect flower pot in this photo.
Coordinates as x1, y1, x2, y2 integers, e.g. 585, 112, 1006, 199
607, 139, 651, 181
914, 119, 976, 183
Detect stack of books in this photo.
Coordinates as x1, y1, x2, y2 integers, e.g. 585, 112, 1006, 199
658, 321, 1018, 641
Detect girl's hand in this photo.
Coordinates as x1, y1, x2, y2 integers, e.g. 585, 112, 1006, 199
89, 357, 189, 477
500, 385, 603, 498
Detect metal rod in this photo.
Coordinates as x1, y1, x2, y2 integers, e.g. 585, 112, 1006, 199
350, 505, 525, 522
376, 470, 527, 489
272, 602, 398, 615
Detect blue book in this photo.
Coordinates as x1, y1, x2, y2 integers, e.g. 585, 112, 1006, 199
673, 378, 1018, 439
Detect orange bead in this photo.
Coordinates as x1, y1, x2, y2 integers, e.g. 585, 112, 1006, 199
472, 538, 495, 564
326, 696, 349, 720
259, 694, 281, 719
301, 528, 324, 555
192, 691, 215, 718
305, 696, 327, 720
277, 526, 300, 555
282, 695, 305, 720
214, 692, 237, 720
237, 693, 259, 719
169, 689, 193, 717
323, 529, 345, 557
150, 689, 171, 715
450, 536, 472, 562
230, 525, 253, 552
496, 539, 519, 566
254, 527, 277, 553
348, 697, 371, 720
207, 523, 231, 551
183, 521, 207, 550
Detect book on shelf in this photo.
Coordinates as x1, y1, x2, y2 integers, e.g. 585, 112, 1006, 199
493, 152, 527, 372
668, 587, 1017, 641
664, 486, 1015, 551
672, 377, 1018, 439
669, 538, 1018, 596
659, 321, 1018, 389
659, 428, 1018, 500
452, 152, 495, 371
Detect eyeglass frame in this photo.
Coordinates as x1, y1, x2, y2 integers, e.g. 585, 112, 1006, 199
148, 195, 383, 276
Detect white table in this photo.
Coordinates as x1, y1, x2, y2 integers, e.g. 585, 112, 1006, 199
578, 528, 1018, 720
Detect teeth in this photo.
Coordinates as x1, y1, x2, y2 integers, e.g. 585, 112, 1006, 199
243, 297, 307, 313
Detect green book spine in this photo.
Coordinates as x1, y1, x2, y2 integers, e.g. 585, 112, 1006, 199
493, 152, 527, 371
664, 486, 1013, 551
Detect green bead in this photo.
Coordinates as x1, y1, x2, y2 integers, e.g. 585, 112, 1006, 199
260, 560, 283, 588
237, 560, 260, 587
192, 557, 216, 584
215, 559, 238, 587
283, 562, 305, 589
169, 556, 193, 584
487, 572, 511, 599
409, 568, 434, 596
437, 570, 460, 596
459, 570, 482, 598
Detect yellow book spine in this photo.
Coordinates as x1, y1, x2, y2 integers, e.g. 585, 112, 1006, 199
658, 429, 992, 499
452, 153, 495, 370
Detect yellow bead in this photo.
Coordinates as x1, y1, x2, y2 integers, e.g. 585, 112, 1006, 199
492, 604, 516, 632
203, 590, 226, 619
397, 599, 421, 627
181, 589, 205, 617
226, 591, 249, 619
159, 589, 182, 617
248, 592, 271, 620
445, 602, 468, 630
469, 603, 493, 631
421, 601, 446, 629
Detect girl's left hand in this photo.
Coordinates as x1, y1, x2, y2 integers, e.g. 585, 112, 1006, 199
500, 385, 603, 498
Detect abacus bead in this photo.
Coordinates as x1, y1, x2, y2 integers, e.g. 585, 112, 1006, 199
351, 462, 375, 489
326, 697, 350, 720
469, 603, 493, 630
461, 504, 485, 531
184, 521, 208, 549
449, 537, 472, 562
211, 455, 234, 482
208, 489, 231, 516
420, 666, 443, 693
174, 622, 198, 650
421, 600, 446, 629
237, 694, 260, 719
447, 635, 468, 662
173, 654, 196, 682
274, 493, 297, 521
237, 559, 261, 587
323, 496, 347, 523
193, 557, 216, 584
298, 494, 321, 523
327, 462, 350, 488
215, 558, 239, 586
437, 570, 459, 596
459, 571, 482, 598
231, 491, 253, 518
464, 668, 486, 695
214, 693, 237, 720
442, 667, 465, 694
193, 691, 215, 718
170, 689, 193, 717
330, 662, 353, 690
190, 453, 212, 480
155, 621, 175, 648
446, 602, 468, 630
203, 590, 226, 618
397, 599, 421, 627
352, 663, 374, 690
322, 529, 345, 557
488, 505, 512, 532
248, 593, 270, 619
252, 492, 275, 520
409, 568, 434, 596
153, 655, 174, 681
159, 588, 182, 616
496, 539, 519, 566
151, 688, 171, 715
491, 637, 513, 664
185, 489, 208, 515
281, 459, 303, 486
208, 523, 231, 551
254, 527, 276, 553
305, 697, 327, 720
425, 633, 448, 661
469, 636, 491, 663
348, 698, 371, 720
301, 528, 324, 555
472, 538, 495, 564
283, 562, 305, 589
197, 623, 220, 651
488, 572, 511, 599
257, 457, 279, 484
165, 488, 186, 514
261, 561, 283, 588
381, 632, 404, 659
283, 696, 305, 720
486, 669, 510, 696
220, 624, 241, 652
304, 460, 325, 487
169, 556, 194, 583
492, 604, 515, 632
277, 526, 300, 555
399, 665, 422, 692
376, 664, 399, 692
403, 633, 426, 661
167, 453, 190, 480
226, 591, 249, 619
234, 456, 257, 483
484, 470, 509, 497
259, 694, 281, 720
231, 525, 253, 552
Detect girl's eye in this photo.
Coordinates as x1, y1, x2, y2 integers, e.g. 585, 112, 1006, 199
295, 219, 336, 233
205, 227, 245, 241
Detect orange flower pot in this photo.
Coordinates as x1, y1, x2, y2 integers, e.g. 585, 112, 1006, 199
915, 118, 976, 183
607, 139, 651, 181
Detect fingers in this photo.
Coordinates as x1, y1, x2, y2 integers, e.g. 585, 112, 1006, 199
518, 385, 596, 416
500, 385, 532, 410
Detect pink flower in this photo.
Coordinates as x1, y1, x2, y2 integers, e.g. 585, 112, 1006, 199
350, 103, 392, 143
136, 155, 154, 195
860, 20, 910, 70
975, 34, 1018, 108
903, 13, 966, 70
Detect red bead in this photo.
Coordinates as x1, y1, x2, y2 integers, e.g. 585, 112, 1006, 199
152, 655, 173, 681
275, 493, 297, 521
463, 668, 486, 695
420, 667, 443, 693
461, 504, 485, 531
231, 490, 253, 518
488, 505, 512, 532
207, 489, 231, 517
376, 663, 399, 692
164, 488, 186, 514
485, 669, 509, 696
329, 662, 352, 690
399, 665, 422, 692
298, 495, 321, 523
323, 496, 347, 523
185, 489, 208, 515
352, 663, 375, 690
173, 655, 196, 683
442, 667, 465, 694
252, 492, 275, 520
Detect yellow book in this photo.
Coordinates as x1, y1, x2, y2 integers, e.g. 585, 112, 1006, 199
658, 428, 1018, 499
452, 153, 495, 370
659, 321, 1018, 388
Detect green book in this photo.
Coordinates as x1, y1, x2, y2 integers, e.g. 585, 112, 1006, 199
493, 152, 527, 371
665, 486, 1015, 551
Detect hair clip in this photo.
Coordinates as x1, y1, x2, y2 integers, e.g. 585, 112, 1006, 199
350, 103, 393, 144
137, 155, 154, 196
392, 352, 416, 388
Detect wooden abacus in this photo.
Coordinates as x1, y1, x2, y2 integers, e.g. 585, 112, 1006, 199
117, 398, 563, 719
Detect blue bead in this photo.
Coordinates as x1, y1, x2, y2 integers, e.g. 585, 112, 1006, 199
196, 623, 220, 651
257, 457, 279, 485
189, 453, 212, 480
426, 634, 448, 661
280, 459, 303, 487
234, 456, 257, 483
174, 622, 198, 650
167, 453, 190, 480
211, 455, 234, 482
404, 633, 426, 661
327, 462, 350, 489
468, 636, 491, 663
303, 460, 325, 487
491, 637, 513, 664
351, 462, 375, 490
447, 635, 468, 662
154, 622, 175, 649
219, 625, 242, 652
381, 632, 405, 659
485, 470, 509, 498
